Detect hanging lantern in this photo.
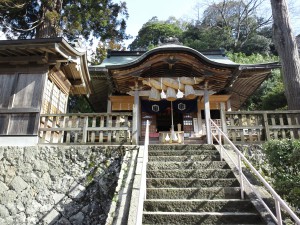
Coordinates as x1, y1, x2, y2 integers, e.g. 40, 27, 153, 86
149, 87, 160, 101
166, 87, 177, 101
185, 85, 196, 99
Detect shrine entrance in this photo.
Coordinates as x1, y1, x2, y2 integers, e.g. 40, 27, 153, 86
156, 107, 183, 132
140, 98, 200, 142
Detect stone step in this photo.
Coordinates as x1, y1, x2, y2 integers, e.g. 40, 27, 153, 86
147, 161, 230, 170
148, 149, 219, 156
143, 223, 265, 225
146, 187, 242, 199
148, 144, 216, 151
144, 199, 256, 213
147, 178, 239, 188
148, 155, 221, 162
147, 169, 236, 179
144, 224, 265, 225
143, 211, 264, 224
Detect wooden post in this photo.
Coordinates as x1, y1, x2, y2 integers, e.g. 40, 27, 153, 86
91, 115, 96, 142
204, 88, 212, 144
107, 98, 112, 113
116, 115, 120, 143
287, 114, 294, 139
227, 99, 232, 111
220, 102, 227, 135
99, 115, 104, 143
132, 90, 139, 144
197, 98, 203, 135
82, 116, 88, 143
263, 112, 270, 141
107, 114, 112, 143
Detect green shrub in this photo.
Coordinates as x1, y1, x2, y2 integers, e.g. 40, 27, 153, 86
263, 139, 300, 208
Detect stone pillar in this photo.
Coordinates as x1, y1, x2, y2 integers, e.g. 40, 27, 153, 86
204, 88, 212, 144
132, 90, 140, 144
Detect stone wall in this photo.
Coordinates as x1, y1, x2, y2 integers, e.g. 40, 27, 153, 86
0, 145, 136, 225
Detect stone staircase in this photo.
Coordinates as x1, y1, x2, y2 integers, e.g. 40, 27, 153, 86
142, 144, 266, 225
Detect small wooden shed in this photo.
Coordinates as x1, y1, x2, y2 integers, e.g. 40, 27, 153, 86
0, 38, 92, 145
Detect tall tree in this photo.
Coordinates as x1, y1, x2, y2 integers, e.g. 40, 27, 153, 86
128, 17, 183, 51
0, 0, 128, 43
270, 0, 300, 109
200, 0, 272, 52
182, 24, 233, 51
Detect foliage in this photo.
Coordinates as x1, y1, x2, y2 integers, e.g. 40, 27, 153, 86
128, 17, 183, 50
239, 34, 272, 55
91, 39, 126, 65
263, 139, 300, 208
0, 0, 128, 43
68, 95, 94, 113
200, 0, 272, 53
227, 52, 287, 110
226, 52, 278, 64
182, 24, 233, 51
130, 1, 274, 55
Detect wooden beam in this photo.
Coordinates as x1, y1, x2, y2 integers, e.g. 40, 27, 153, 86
0, 108, 40, 113
49, 68, 71, 94
110, 95, 134, 103
200, 95, 231, 103
0, 55, 48, 64
70, 79, 83, 86
126, 90, 215, 96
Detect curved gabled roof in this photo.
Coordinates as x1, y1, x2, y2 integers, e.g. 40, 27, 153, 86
89, 44, 280, 111
106, 44, 238, 69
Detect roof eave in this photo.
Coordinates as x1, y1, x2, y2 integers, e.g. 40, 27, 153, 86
105, 46, 239, 70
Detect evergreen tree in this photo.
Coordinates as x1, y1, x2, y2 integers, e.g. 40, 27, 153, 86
0, 0, 128, 43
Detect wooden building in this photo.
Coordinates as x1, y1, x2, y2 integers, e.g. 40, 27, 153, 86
0, 38, 91, 145
0, 38, 281, 145
89, 42, 280, 144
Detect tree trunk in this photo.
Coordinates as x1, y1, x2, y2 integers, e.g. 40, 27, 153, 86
36, 0, 62, 38
270, 0, 300, 110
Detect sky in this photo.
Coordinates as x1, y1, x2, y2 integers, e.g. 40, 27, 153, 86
0, 0, 299, 48
123, 0, 300, 49
123, 0, 198, 47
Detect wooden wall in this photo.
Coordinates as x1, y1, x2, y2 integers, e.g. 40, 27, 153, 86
110, 96, 134, 111
41, 79, 68, 114
0, 72, 47, 136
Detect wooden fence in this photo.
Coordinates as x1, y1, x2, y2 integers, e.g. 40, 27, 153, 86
39, 113, 132, 144
38, 110, 300, 145
224, 110, 300, 143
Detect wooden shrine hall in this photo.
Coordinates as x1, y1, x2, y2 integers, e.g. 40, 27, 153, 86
0, 37, 280, 145
88, 41, 280, 144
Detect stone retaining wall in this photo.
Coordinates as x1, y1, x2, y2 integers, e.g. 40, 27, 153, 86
0, 145, 135, 225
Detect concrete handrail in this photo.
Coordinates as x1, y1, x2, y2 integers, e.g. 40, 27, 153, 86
136, 120, 150, 225
210, 119, 300, 225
